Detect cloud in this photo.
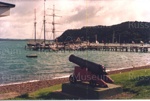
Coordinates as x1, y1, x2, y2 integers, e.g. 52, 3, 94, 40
67, 6, 99, 22
0, 0, 150, 39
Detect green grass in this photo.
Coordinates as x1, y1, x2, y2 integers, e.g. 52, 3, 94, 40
12, 84, 62, 100
29, 84, 61, 99
110, 69, 150, 99
12, 68, 150, 99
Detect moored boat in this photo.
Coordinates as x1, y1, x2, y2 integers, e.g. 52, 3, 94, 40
26, 54, 38, 58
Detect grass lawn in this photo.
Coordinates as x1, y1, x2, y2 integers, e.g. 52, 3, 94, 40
11, 84, 62, 100
11, 68, 150, 99
110, 68, 150, 99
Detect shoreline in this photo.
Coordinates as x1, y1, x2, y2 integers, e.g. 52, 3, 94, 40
0, 65, 150, 95
0, 75, 70, 87
108, 65, 150, 74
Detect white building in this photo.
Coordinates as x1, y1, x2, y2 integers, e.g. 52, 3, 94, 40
0, 1, 15, 17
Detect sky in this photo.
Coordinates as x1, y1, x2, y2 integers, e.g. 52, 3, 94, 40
0, 0, 150, 39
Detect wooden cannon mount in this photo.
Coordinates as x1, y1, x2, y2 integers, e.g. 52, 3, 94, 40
69, 55, 114, 87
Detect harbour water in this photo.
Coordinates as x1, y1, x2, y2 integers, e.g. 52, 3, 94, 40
0, 41, 150, 85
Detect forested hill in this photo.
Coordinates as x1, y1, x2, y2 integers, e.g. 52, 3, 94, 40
57, 21, 150, 43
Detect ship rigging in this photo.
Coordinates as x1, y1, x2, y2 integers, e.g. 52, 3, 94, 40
26, 0, 61, 51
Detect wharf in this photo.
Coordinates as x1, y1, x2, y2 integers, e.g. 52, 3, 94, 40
25, 42, 150, 53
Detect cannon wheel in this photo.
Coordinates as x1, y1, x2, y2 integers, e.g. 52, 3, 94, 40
69, 75, 77, 84
89, 80, 97, 87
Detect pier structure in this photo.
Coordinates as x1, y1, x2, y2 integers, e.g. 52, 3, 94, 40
87, 43, 149, 52
26, 43, 150, 53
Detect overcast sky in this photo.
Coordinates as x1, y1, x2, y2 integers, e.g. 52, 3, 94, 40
0, 0, 150, 39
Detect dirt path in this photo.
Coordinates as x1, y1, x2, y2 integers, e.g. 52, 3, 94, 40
0, 92, 20, 100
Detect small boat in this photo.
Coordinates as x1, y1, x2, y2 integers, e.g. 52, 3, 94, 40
26, 54, 38, 58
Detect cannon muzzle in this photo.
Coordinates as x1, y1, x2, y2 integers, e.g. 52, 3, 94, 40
69, 54, 107, 75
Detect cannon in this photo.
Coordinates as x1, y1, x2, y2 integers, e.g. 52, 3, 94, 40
69, 54, 107, 76
69, 54, 114, 87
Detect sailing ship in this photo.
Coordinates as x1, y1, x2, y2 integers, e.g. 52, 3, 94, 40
26, 0, 61, 51
25, 1, 99, 52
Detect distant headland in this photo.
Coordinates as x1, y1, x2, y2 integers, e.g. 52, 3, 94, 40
57, 21, 150, 43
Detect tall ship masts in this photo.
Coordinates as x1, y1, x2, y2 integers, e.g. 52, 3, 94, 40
26, 1, 62, 51
52, 5, 55, 41
34, 9, 36, 42
49, 5, 61, 42
43, 0, 46, 43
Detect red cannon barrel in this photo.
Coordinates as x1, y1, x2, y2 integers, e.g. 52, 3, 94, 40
69, 54, 107, 75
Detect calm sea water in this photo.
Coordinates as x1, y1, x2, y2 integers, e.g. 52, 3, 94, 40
0, 41, 150, 85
